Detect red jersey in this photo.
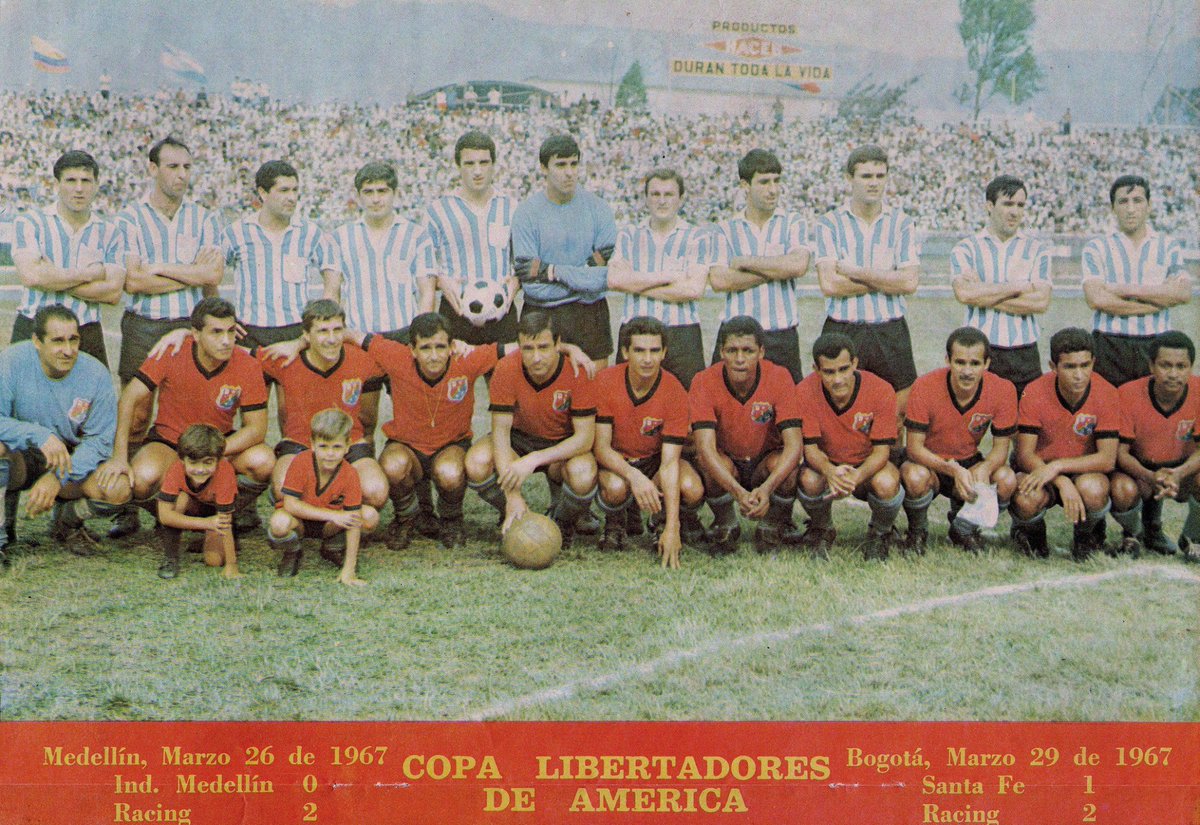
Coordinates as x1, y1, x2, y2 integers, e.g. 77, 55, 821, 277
904, 368, 1018, 461
1118, 375, 1200, 468
136, 339, 269, 446
798, 369, 898, 466
279, 450, 362, 512
489, 351, 597, 442
1017, 372, 1120, 462
688, 360, 803, 461
368, 336, 499, 455
259, 344, 384, 445
157, 458, 237, 511
595, 364, 689, 460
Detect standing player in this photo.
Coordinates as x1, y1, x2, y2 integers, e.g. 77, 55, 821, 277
951, 175, 1052, 397
1082, 175, 1191, 387
11, 150, 124, 366
796, 333, 902, 560
900, 327, 1018, 553
707, 149, 810, 382
1010, 328, 1119, 560
815, 144, 920, 415
426, 131, 518, 347
223, 160, 338, 348
1109, 331, 1200, 556
594, 317, 705, 567
610, 169, 713, 389
465, 312, 598, 545
689, 316, 804, 555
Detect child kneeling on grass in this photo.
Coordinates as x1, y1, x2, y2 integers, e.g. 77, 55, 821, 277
156, 424, 240, 580
270, 409, 378, 585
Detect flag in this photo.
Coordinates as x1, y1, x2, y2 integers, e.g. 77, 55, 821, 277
160, 44, 207, 84
784, 82, 821, 94
31, 36, 70, 74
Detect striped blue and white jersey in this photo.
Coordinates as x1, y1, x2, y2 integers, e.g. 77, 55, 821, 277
221, 216, 336, 328
424, 192, 514, 285
332, 216, 436, 334
951, 229, 1051, 348
815, 202, 919, 323
614, 219, 714, 326
12, 206, 123, 325
116, 198, 223, 320
1082, 227, 1187, 337
712, 210, 809, 331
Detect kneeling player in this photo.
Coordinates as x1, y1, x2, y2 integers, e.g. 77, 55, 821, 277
901, 327, 1018, 553
465, 311, 597, 545
795, 333, 901, 560
594, 317, 704, 568
689, 316, 803, 555
155, 424, 239, 580
1010, 328, 1118, 560
1109, 331, 1200, 556
269, 409, 378, 585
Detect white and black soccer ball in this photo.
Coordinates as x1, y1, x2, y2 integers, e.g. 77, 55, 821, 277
460, 279, 508, 324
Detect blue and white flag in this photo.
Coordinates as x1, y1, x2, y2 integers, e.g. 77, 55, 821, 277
160, 44, 206, 84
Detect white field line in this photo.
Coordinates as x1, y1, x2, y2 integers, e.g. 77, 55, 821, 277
463, 563, 1200, 720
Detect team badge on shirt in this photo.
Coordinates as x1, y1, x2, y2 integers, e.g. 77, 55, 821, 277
67, 397, 91, 425
216, 385, 242, 411
968, 413, 994, 436
1177, 420, 1195, 442
447, 376, 468, 403
552, 390, 572, 412
853, 411, 875, 435
342, 379, 363, 406
1073, 414, 1098, 437
640, 416, 664, 436
750, 402, 774, 424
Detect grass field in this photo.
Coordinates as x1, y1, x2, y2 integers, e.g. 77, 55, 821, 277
0, 292, 1197, 722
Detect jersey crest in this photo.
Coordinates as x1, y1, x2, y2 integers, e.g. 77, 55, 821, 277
447, 376, 468, 403
853, 411, 875, 435
1073, 413, 1097, 437
67, 397, 91, 425
640, 416, 664, 436
552, 390, 572, 413
1177, 420, 1195, 442
750, 401, 774, 424
215, 385, 242, 411
967, 412, 994, 436
342, 378, 363, 406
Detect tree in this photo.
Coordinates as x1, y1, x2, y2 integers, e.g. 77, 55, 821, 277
955, 0, 1045, 121
615, 61, 648, 111
837, 75, 921, 123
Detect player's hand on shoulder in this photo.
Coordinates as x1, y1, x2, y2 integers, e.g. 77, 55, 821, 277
262, 337, 306, 366
561, 344, 596, 379
148, 327, 192, 360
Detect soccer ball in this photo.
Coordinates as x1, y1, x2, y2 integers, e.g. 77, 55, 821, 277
460, 279, 508, 324
501, 512, 562, 570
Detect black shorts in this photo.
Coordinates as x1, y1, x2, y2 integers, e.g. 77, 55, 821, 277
275, 439, 375, 464
11, 314, 108, 369
390, 437, 473, 478
8, 447, 52, 493
523, 300, 612, 360
240, 322, 305, 350
935, 452, 985, 502
712, 325, 802, 383
118, 311, 192, 384
440, 297, 518, 346
730, 453, 769, 491
510, 429, 561, 459
628, 453, 663, 480
618, 322, 705, 390
821, 316, 917, 391
988, 343, 1042, 397
1092, 331, 1154, 388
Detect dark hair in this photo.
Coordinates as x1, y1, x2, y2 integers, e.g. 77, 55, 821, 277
812, 332, 856, 363
353, 161, 398, 192
1109, 174, 1150, 205
301, 299, 345, 332
845, 144, 888, 177
517, 310, 558, 341
1149, 330, 1194, 365
538, 134, 580, 167
1049, 327, 1094, 364
255, 160, 299, 193
644, 168, 685, 197
716, 315, 765, 349
191, 296, 237, 330
619, 316, 667, 352
737, 149, 782, 184
177, 423, 226, 461
985, 175, 1026, 204
945, 326, 992, 360
33, 304, 79, 340
149, 136, 191, 165
409, 312, 451, 344
455, 130, 496, 165
53, 150, 99, 181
